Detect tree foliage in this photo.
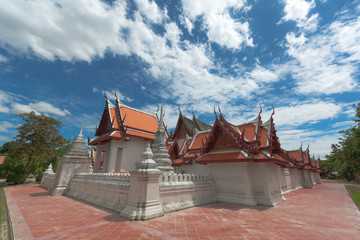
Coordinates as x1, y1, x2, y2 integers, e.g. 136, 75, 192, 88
325, 104, 360, 181
1, 111, 69, 176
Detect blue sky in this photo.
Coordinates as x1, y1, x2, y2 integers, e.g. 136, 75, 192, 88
0, 0, 359, 157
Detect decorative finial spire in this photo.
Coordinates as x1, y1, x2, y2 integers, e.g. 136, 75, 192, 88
259, 104, 262, 114
271, 106, 275, 116
214, 106, 218, 119
159, 100, 164, 130
79, 125, 83, 137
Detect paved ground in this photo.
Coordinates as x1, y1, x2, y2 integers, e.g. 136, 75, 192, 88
4, 183, 360, 240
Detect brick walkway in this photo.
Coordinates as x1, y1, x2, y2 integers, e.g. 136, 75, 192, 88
4, 183, 360, 240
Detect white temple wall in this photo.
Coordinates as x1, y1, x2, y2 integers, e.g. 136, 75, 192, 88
120, 136, 150, 172
94, 142, 111, 173
289, 168, 302, 191
300, 170, 314, 188
160, 173, 216, 212
207, 162, 257, 206
284, 168, 293, 192
251, 162, 284, 206
66, 173, 130, 212
94, 137, 150, 173
276, 166, 288, 194
309, 171, 316, 185
314, 172, 322, 184
175, 162, 208, 175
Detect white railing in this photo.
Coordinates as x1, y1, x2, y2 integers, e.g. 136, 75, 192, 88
161, 173, 209, 185
73, 172, 130, 185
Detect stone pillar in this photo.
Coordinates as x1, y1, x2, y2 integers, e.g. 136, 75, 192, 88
152, 101, 174, 173
50, 128, 92, 196
120, 143, 164, 220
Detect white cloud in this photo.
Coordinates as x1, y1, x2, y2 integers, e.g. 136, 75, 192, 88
0, 0, 262, 110
248, 65, 278, 83
179, 15, 193, 34
281, 0, 318, 31
331, 120, 356, 129
277, 128, 339, 158
140, 103, 182, 129
181, 0, 253, 49
104, 90, 133, 103
0, 54, 8, 63
284, 15, 360, 94
29, 101, 70, 116
134, 0, 166, 24
271, 101, 342, 126
12, 101, 70, 116
0, 121, 16, 132
12, 103, 39, 115
0, 90, 11, 113
0, 135, 11, 142
0, 0, 129, 62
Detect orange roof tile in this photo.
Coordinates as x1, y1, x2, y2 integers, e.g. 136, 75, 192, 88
0, 156, 5, 165
236, 124, 255, 141
126, 129, 155, 140
189, 132, 210, 150
120, 106, 158, 134
289, 151, 301, 161
259, 127, 268, 148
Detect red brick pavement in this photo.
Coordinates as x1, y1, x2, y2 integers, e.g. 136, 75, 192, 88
4, 183, 360, 240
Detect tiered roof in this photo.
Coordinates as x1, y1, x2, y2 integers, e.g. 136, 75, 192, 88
169, 107, 322, 172
89, 94, 159, 146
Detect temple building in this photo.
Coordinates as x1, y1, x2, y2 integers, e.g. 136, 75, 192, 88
40, 95, 323, 220
88, 93, 161, 173
168, 107, 322, 205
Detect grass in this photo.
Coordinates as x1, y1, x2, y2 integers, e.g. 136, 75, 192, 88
0, 182, 9, 239
345, 185, 360, 211
321, 179, 359, 184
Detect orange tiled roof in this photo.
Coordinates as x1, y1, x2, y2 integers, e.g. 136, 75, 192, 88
236, 123, 255, 141
288, 151, 301, 161
188, 131, 210, 150
0, 156, 5, 165
120, 106, 158, 134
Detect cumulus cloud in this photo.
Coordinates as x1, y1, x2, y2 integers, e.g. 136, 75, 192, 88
12, 101, 70, 116
281, 0, 319, 32
181, 0, 253, 49
135, 0, 166, 23
248, 65, 279, 83
103, 90, 133, 103
284, 13, 360, 94
277, 128, 339, 158
0, 0, 129, 62
271, 101, 342, 126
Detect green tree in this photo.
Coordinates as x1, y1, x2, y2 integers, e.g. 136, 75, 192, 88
325, 104, 360, 181
9, 111, 69, 174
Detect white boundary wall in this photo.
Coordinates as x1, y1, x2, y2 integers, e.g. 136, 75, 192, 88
66, 173, 130, 212
160, 173, 216, 212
